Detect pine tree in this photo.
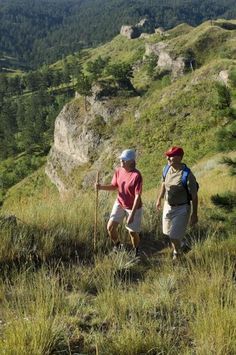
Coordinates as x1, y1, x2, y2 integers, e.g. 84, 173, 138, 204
76, 74, 92, 111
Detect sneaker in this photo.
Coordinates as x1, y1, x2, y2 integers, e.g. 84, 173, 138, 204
172, 251, 183, 261
112, 245, 119, 253
172, 251, 178, 260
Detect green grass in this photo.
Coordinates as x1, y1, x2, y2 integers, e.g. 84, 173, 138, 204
0, 231, 235, 354
0, 158, 236, 353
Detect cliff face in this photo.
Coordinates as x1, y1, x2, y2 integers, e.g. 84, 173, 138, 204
45, 87, 121, 193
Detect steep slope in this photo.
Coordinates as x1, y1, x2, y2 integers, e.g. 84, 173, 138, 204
2, 19, 236, 206
45, 20, 236, 192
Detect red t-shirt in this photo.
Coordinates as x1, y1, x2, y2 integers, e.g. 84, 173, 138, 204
111, 167, 142, 209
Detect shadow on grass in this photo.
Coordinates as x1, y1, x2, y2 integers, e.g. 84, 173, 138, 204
140, 231, 171, 256
0, 221, 98, 274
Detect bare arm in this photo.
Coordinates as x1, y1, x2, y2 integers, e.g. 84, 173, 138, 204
127, 194, 141, 224
156, 182, 166, 210
190, 193, 198, 225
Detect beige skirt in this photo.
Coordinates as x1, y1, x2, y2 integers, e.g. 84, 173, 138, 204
163, 202, 191, 240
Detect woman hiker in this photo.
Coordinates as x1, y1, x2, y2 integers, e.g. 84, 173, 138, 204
156, 146, 198, 260
95, 149, 143, 257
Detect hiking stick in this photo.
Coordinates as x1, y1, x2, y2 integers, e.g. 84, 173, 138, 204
94, 171, 99, 251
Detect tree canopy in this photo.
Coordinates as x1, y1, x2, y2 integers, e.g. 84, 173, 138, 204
0, 0, 235, 68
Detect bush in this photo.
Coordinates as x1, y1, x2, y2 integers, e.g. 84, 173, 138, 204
216, 82, 231, 110
229, 68, 236, 88
211, 192, 236, 211
216, 121, 236, 152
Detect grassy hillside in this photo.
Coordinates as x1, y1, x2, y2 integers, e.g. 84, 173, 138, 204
0, 20, 236, 354
1, 19, 236, 200
47, 20, 236, 192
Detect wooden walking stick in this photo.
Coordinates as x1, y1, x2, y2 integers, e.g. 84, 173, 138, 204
94, 171, 99, 251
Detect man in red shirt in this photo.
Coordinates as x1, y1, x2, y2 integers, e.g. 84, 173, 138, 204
96, 149, 143, 257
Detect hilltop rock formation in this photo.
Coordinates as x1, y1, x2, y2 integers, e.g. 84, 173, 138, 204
120, 18, 155, 39
145, 42, 185, 79
120, 26, 139, 39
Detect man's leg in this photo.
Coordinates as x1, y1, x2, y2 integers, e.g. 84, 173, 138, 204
169, 207, 190, 259
163, 204, 183, 259
170, 238, 181, 259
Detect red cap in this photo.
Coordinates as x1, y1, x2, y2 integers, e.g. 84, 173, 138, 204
165, 146, 184, 157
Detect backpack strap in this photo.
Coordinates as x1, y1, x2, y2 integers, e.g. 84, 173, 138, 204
181, 165, 190, 188
182, 164, 192, 202
162, 164, 171, 180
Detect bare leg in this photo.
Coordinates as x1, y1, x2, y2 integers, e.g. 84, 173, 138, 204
171, 238, 182, 259
107, 220, 120, 244
128, 231, 140, 248
129, 231, 141, 258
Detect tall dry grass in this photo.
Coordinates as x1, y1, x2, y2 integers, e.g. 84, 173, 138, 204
0, 167, 235, 354
0, 233, 235, 354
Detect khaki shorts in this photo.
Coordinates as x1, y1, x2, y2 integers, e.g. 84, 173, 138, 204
109, 200, 142, 233
163, 202, 191, 241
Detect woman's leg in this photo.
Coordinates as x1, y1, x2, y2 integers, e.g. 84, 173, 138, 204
107, 220, 120, 244
107, 201, 125, 245
128, 231, 140, 248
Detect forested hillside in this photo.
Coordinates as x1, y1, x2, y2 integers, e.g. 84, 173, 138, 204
0, 0, 236, 68
0, 55, 81, 202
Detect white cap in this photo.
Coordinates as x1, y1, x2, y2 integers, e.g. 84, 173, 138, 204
119, 149, 136, 161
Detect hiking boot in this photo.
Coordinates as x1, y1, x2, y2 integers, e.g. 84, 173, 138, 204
172, 251, 183, 261
172, 251, 179, 260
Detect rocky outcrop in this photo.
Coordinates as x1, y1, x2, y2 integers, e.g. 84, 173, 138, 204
155, 27, 165, 35
120, 18, 155, 39
145, 42, 185, 79
46, 85, 121, 193
145, 42, 168, 56
46, 103, 99, 193
218, 70, 229, 86
120, 26, 139, 39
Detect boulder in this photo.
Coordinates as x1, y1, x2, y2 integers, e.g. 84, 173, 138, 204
145, 43, 185, 79
120, 18, 155, 39
218, 70, 229, 86
155, 27, 165, 35
120, 25, 139, 39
